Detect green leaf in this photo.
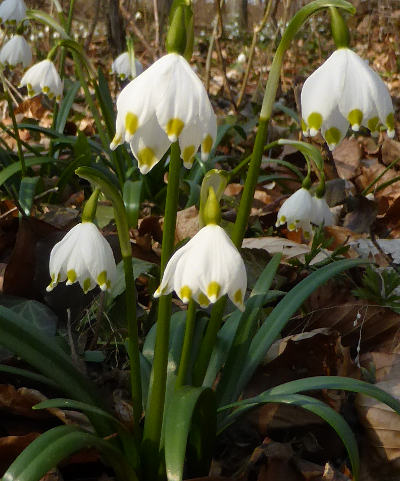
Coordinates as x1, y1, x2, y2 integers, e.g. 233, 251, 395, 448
123, 180, 142, 229
18, 177, 40, 216
0, 364, 58, 389
33, 398, 122, 426
55, 81, 80, 133
2, 425, 138, 481
236, 259, 366, 399
216, 254, 282, 405
0, 157, 54, 187
95, 67, 116, 138
221, 393, 359, 480
277, 139, 324, 172
165, 386, 216, 481
26, 9, 69, 39
0, 306, 114, 437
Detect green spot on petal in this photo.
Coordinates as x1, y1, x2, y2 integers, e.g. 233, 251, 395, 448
138, 147, 158, 171
179, 285, 192, 303
67, 269, 77, 283
288, 223, 297, 231
324, 127, 341, 148
207, 281, 220, 302
301, 118, 308, 132
198, 292, 210, 307
307, 112, 323, 131
386, 112, 395, 130
182, 145, 195, 164
367, 116, 379, 133
125, 112, 139, 135
202, 134, 213, 155
233, 289, 243, 305
42, 86, 49, 94
166, 118, 184, 139
83, 278, 91, 294
348, 109, 363, 129
97, 270, 107, 287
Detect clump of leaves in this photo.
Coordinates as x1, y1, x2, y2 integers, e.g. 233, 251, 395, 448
289, 225, 349, 268
353, 265, 400, 313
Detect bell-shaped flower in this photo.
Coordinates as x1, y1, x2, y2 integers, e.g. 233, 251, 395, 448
276, 187, 315, 238
46, 222, 117, 294
110, 52, 217, 175
301, 48, 395, 150
0, 0, 26, 24
111, 52, 143, 80
311, 196, 333, 227
19, 59, 63, 100
154, 224, 247, 311
0, 34, 31, 68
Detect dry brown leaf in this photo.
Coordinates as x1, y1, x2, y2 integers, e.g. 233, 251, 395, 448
332, 138, 362, 180
381, 138, 400, 166
175, 206, 199, 242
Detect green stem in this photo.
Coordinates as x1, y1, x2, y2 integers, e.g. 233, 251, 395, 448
176, 299, 197, 388
192, 0, 356, 388
192, 297, 226, 386
1, 72, 25, 177
75, 167, 141, 439
142, 142, 182, 477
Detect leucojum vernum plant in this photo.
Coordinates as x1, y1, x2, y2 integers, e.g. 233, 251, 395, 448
0, 1, 399, 481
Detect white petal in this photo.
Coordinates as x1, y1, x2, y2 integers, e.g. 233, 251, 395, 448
0, 0, 26, 23
179, 121, 202, 169
276, 188, 314, 230
311, 196, 334, 227
129, 115, 171, 174
0, 35, 31, 67
320, 104, 349, 150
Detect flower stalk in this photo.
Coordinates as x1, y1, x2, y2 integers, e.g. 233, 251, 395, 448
142, 141, 182, 477
176, 299, 197, 389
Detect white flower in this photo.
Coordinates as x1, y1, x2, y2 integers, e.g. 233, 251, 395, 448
311, 196, 333, 227
110, 52, 217, 175
19, 59, 63, 100
0, 0, 26, 24
276, 188, 334, 237
46, 222, 117, 294
0, 35, 31, 68
154, 224, 247, 311
276, 188, 314, 238
111, 52, 143, 80
237, 52, 246, 64
301, 48, 395, 150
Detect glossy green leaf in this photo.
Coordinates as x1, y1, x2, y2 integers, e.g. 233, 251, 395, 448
277, 139, 324, 172
18, 176, 39, 216
56, 81, 80, 133
33, 398, 122, 426
165, 386, 216, 481
123, 180, 142, 228
95, 67, 116, 138
236, 259, 366, 398
26, 9, 69, 39
216, 254, 282, 405
0, 157, 54, 186
2, 425, 137, 481
0, 364, 58, 389
220, 393, 359, 480
0, 306, 114, 437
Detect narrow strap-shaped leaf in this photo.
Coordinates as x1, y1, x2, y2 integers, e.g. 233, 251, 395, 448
216, 254, 282, 405
18, 177, 40, 216
33, 398, 122, 426
2, 425, 138, 481
0, 364, 58, 389
0, 157, 54, 186
164, 386, 216, 481
236, 259, 366, 397
0, 307, 114, 437
95, 67, 116, 137
56, 81, 81, 133
220, 393, 359, 481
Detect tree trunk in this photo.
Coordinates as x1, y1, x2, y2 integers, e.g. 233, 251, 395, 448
225, 0, 248, 31
105, 0, 126, 57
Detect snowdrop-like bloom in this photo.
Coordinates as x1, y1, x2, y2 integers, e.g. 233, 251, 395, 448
110, 53, 217, 175
0, 0, 26, 24
46, 222, 117, 294
111, 52, 143, 80
276, 188, 315, 238
0, 35, 31, 68
311, 196, 334, 227
301, 48, 395, 150
20, 59, 63, 100
154, 224, 247, 311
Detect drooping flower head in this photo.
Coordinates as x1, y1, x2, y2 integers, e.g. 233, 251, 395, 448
276, 187, 333, 238
0, 34, 31, 68
154, 224, 247, 311
19, 59, 63, 100
301, 48, 395, 150
46, 222, 117, 294
110, 53, 217, 175
0, 0, 26, 24
111, 52, 143, 80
